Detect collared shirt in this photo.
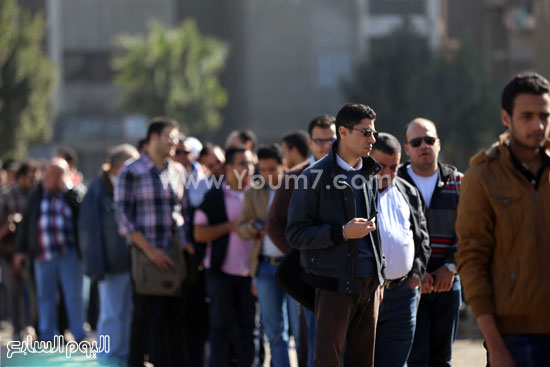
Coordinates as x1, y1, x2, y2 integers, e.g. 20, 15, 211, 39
194, 184, 253, 277
37, 190, 76, 262
508, 146, 550, 190
336, 154, 363, 171
378, 182, 415, 280
115, 154, 186, 249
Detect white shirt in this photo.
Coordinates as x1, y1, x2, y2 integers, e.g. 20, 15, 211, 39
407, 166, 438, 208
378, 182, 415, 280
336, 154, 362, 171
262, 189, 284, 257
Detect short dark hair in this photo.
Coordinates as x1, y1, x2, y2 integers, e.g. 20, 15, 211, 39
282, 131, 310, 159
373, 132, 401, 155
15, 160, 38, 180
137, 138, 148, 152
257, 144, 283, 164
2, 158, 20, 172
335, 103, 376, 140
307, 114, 335, 137
57, 146, 78, 165
225, 145, 248, 165
238, 130, 258, 151
146, 116, 178, 143
502, 72, 550, 115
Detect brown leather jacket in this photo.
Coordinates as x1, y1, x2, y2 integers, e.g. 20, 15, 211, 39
456, 133, 550, 335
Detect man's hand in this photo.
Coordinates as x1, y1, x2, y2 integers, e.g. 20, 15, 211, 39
487, 344, 516, 367
183, 243, 196, 255
407, 275, 421, 290
13, 253, 27, 271
421, 272, 434, 294
343, 217, 376, 240
146, 247, 175, 271
251, 282, 258, 297
432, 265, 454, 292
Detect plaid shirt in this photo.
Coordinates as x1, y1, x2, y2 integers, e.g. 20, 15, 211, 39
114, 154, 186, 249
37, 190, 76, 262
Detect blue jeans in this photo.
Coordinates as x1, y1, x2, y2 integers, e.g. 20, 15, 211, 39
97, 272, 133, 365
408, 275, 462, 367
255, 260, 300, 367
486, 334, 550, 367
375, 281, 420, 367
33, 247, 85, 341
206, 271, 256, 367
304, 307, 316, 367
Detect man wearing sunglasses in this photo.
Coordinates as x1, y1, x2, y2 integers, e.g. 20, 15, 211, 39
398, 118, 463, 367
287, 103, 385, 367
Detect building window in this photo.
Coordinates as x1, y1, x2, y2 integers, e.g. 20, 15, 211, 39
368, 0, 426, 15
317, 53, 351, 88
64, 51, 113, 82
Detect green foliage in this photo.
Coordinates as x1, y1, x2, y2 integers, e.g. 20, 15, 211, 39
0, 0, 56, 159
343, 20, 501, 170
113, 20, 229, 134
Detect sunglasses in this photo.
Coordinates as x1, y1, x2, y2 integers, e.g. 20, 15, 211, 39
312, 137, 336, 146
407, 136, 437, 148
350, 128, 379, 139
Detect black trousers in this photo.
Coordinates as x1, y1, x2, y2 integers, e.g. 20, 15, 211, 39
128, 290, 186, 367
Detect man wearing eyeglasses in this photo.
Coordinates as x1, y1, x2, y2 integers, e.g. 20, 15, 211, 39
397, 118, 463, 367
287, 103, 385, 367
307, 114, 337, 165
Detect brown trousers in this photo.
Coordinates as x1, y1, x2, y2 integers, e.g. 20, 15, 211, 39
314, 276, 381, 367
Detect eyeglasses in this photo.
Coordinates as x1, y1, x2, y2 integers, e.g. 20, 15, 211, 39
312, 138, 336, 146
350, 128, 379, 139
407, 136, 437, 148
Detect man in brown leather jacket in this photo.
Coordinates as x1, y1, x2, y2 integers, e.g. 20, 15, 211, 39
456, 72, 550, 367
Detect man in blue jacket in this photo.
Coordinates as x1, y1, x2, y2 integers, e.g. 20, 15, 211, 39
79, 144, 139, 365
286, 103, 384, 367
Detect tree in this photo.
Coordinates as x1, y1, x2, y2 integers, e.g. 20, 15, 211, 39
343, 20, 501, 170
113, 20, 229, 134
0, 0, 56, 159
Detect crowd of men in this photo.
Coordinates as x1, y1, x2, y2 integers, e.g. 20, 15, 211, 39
0, 71, 549, 367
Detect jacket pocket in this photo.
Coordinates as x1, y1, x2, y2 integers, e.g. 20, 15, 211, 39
493, 256, 524, 316
489, 190, 523, 254
302, 245, 348, 277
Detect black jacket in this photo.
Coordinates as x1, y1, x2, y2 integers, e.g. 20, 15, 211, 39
398, 162, 462, 272
393, 176, 431, 279
286, 141, 385, 294
15, 183, 86, 259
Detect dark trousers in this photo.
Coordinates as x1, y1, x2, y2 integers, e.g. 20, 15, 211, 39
314, 276, 381, 367
375, 281, 420, 367
128, 291, 185, 367
484, 334, 550, 367
183, 257, 209, 367
408, 276, 462, 367
205, 271, 256, 367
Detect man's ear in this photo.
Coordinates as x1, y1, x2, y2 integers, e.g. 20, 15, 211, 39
338, 126, 348, 140
501, 109, 512, 130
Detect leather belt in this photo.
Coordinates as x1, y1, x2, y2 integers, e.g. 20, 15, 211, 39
385, 276, 408, 289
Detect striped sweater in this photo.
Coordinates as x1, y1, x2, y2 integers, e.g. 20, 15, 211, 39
398, 162, 462, 273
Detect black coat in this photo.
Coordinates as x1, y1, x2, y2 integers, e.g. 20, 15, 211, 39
286, 141, 385, 294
